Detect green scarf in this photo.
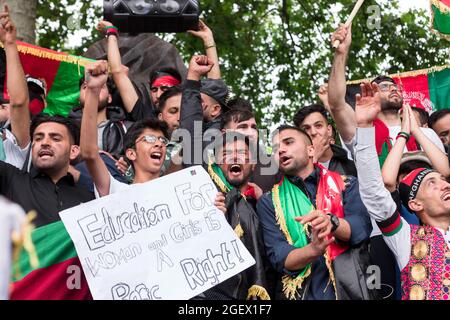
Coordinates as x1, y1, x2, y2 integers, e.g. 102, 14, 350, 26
209, 162, 233, 193
272, 176, 315, 299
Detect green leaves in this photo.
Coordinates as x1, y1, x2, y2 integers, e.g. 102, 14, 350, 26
35, 0, 449, 129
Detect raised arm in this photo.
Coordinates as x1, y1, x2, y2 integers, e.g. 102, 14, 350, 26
407, 104, 450, 177
96, 20, 138, 114
188, 20, 221, 79
178, 55, 214, 167
80, 61, 111, 197
354, 82, 410, 270
0, 5, 29, 148
317, 83, 331, 113
381, 106, 410, 192
328, 24, 356, 143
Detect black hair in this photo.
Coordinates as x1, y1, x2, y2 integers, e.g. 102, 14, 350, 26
149, 67, 182, 86
123, 118, 169, 151
293, 104, 329, 127
228, 98, 253, 112
79, 76, 115, 95
398, 160, 432, 180
158, 86, 182, 112
371, 75, 396, 85
274, 125, 313, 145
221, 109, 255, 130
428, 109, 450, 129
411, 107, 429, 127
30, 114, 80, 145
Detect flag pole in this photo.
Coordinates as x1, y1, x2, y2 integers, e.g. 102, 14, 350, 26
333, 0, 366, 48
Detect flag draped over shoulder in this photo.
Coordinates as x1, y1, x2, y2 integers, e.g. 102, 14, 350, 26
0, 41, 94, 116
430, 0, 450, 39
345, 65, 450, 113
10, 220, 91, 300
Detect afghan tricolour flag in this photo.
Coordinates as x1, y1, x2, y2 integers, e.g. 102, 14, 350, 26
346, 65, 450, 113
431, 0, 450, 39
10, 220, 91, 300
345, 65, 450, 166
0, 41, 93, 116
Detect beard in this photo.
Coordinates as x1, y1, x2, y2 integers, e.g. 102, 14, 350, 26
225, 167, 253, 188
381, 97, 403, 112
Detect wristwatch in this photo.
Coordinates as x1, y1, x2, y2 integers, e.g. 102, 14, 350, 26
327, 213, 340, 233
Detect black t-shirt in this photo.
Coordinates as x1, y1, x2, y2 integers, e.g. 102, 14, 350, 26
129, 98, 157, 122
0, 161, 94, 227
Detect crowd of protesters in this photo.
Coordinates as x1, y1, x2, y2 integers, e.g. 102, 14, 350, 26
1, 5, 450, 300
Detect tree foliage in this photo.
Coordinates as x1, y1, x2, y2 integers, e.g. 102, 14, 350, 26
36, 0, 449, 128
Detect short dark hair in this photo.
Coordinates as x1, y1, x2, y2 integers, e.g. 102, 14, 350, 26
293, 104, 329, 127
411, 107, 429, 127
371, 75, 396, 85
399, 160, 432, 179
274, 125, 313, 145
79, 76, 115, 94
123, 118, 169, 151
158, 86, 182, 112
149, 67, 182, 86
228, 98, 253, 112
221, 109, 255, 130
30, 114, 80, 145
428, 109, 450, 129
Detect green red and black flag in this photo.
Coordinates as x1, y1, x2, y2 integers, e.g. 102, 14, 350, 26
345, 64, 450, 113
10, 220, 91, 300
430, 0, 450, 39
345, 64, 450, 166
0, 41, 93, 116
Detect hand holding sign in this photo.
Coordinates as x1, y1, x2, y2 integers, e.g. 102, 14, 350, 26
60, 166, 255, 300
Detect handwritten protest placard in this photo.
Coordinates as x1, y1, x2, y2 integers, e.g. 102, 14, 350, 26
59, 166, 255, 300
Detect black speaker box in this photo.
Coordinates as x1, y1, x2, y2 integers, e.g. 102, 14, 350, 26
104, 0, 200, 33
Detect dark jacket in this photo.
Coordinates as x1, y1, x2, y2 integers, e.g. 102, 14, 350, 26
329, 144, 357, 177
179, 80, 221, 168
197, 188, 270, 300
69, 105, 133, 159
256, 169, 375, 300
179, 80, 281, 192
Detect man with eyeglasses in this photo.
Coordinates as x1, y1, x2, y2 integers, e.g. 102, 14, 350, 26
327, 24, 444, 163
80, 61, 170, 197
327, 24, 445, 300
80, 61, 226, 215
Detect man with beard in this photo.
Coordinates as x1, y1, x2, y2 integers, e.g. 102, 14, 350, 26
256, 125, 373, 300
0, 113, 94, 227
221, 109, 282, 194
0, 113, 95, 300
198, 132, 270, 300
327, 25, 444, 165
354, 82, 450, 300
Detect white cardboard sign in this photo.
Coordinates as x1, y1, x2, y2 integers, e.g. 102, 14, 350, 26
59, 166, 255, 300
